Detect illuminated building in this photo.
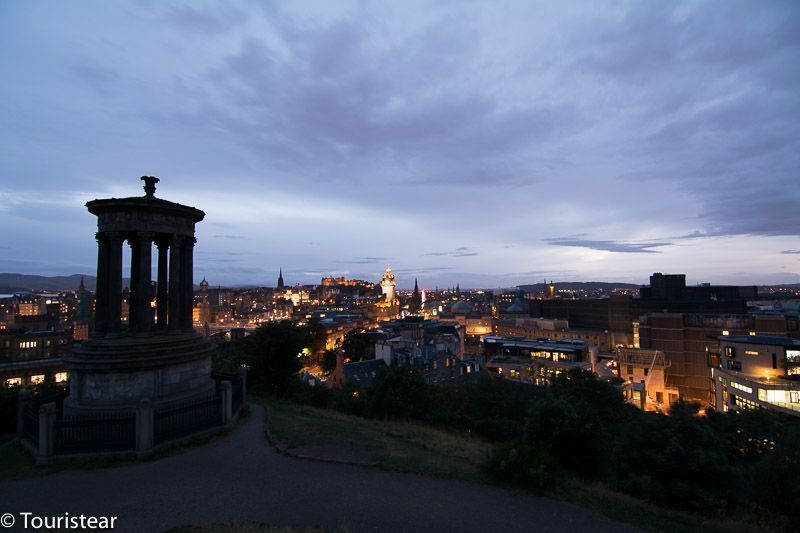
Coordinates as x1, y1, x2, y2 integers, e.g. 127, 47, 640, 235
0, 329, 72, 389
528, 273, 755, 337
638, 312, 799, 403
483, 336, 595, 385
711, 335, 800, 416
374, 317, 465, 365
319, 276, 375, 304
17, 299, 39, 317
328, 357, 387, 389
409, 279, 422, 314
380, 266, 396, 303
615, 347, 679, 411
194, 277, 212, 328
439, 300, 493, 339
374, 267, 399, 321
493, 317, 622, 354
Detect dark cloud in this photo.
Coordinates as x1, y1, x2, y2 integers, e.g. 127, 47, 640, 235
545, 237, 672, 254
424, 247, 478, 257
2, 1, 799, 285
334, 256, 389, 265
160, 2, 247, 34
781, 250, 800, 255
394, 267, 454, 274
166, 9, 581, 193
71, 62, 120, 96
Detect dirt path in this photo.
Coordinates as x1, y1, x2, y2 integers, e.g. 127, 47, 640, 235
0, 404, 635, 532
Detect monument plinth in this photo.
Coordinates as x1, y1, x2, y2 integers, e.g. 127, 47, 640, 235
63, 177, 216, 415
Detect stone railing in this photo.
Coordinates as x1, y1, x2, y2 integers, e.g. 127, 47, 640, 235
17, 369, 246, 464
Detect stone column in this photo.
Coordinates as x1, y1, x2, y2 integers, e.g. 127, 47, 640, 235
220, 380, 232, 426
135, 232, 154, 334
180, 237, 195, 332
93, 232, 109, 336
156, 238, 169, 331
17, 389, 33, 438
135, 398, 154, 453
168, 234, 183, 333
37, 402, 57, 464
106, 232, 124, 335
238, 367, 248, 407
128, 237, 140, 331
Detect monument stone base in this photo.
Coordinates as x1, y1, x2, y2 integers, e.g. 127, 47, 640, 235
63, 333, 217, 416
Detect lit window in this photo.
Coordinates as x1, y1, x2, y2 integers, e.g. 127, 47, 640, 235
722, 330, 729, 336
5, 377, 22, 388
30, 374, 45, 385
730, 381, 753, 394
54, 372, 69, 383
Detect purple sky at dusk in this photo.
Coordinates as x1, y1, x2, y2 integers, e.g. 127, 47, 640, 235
1, 1, 798, 289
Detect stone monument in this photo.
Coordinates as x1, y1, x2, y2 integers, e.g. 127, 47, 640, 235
63, 177, 216, 415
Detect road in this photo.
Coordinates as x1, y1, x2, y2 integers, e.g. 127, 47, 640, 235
0, 404, 635, 532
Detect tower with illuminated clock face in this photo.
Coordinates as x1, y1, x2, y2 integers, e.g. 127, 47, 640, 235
380, 266, 396, 303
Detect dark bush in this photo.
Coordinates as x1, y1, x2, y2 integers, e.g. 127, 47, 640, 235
751, 421, 800, 529
282, 379, 333, 408
231, 321, 312, 395
610, 402, 744, 513
483, 441, 562, 492
429, 376, 539, 440
331, 380, 366, 417
365, 365, 430, 419
523, 395, 608, 478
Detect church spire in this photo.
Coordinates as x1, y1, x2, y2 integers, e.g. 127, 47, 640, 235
277, 268, 285, 290
411, 278, 422, 313
79, 275, 85, 292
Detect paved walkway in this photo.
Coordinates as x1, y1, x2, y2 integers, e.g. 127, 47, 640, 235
0, 405, 634, 533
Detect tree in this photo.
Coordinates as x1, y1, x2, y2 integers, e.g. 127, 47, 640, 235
751, 422, 800, 529
231, 321, 308, 394
304, 319, 327, 356
523, 395, 607, 477
321, 349, 338, 373
610, 403, 743, 513
341, 330, 375, 362
366, 366, 430, 419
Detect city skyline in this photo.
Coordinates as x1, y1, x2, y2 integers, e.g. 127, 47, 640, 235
1, 1, 798, 287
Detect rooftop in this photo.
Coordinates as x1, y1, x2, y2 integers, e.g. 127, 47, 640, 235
719, 335, 800, 347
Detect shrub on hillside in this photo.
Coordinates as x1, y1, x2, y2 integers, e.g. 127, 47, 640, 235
610, 401, 744, 514
523, 395, 608, 478
751, 421, 800, 529
231, 321, 310, 395
429, 376, 539, 441
282, 379, 333, 408
483, 441, 562, 492
365, 366, 430, 419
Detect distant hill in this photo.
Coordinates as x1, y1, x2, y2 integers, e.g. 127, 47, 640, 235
518, 281, 641, 292
0, 273, 95, 293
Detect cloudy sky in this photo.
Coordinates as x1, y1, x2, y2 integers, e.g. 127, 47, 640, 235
1, 0, 798, 289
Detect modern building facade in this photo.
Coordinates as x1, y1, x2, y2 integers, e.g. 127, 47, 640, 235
483, 335, 595, 385
616, 347, 679, 411
711, 335, 800, 416
637, 312, 799, 403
